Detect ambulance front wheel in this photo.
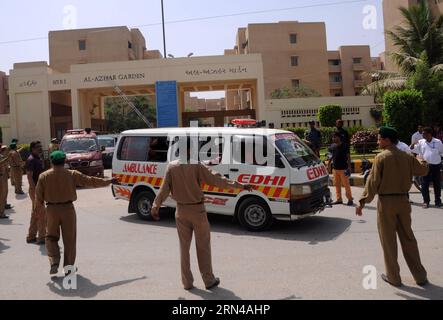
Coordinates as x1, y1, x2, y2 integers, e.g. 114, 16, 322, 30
134, 190, 155, 221
237, 197, 273, 231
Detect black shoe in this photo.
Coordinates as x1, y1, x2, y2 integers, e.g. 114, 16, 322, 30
205, 278, 220, 290
435, 203, 442, 208
0, 215, 9, 219
331, 200, 343, 205
37, 239, 46, 245
26, 238, 37, 244
5, 204, 12, 210
184, 285, 195, 291
416, 278, 429, 286
15, 191, 25, 195
50, 264, 59, 275
347, 200, 354, 206
64, 266, 78, 277
381, 274, 402, 287
423, 203, 430, 209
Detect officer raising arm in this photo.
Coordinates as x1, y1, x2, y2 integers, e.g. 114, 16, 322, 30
151, 138, 253, 291
35, 151, 118, 276
356, 127, 429, 287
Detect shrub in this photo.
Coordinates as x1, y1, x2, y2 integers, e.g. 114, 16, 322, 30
351, 130, 378, 154
383, 89, 424, 143
318, 105, 342, 127
287, 127, 340, 147
286, 127, 307, 139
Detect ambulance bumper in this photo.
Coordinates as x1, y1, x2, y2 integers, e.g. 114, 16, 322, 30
289, 187, 331, 219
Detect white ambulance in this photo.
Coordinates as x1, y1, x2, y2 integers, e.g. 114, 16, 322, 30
111, 127, 330, 231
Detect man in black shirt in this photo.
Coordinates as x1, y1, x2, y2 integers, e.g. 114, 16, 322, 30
26, 141, 46, 244
329, 132, 353, 206
306, 121, 322, 157
336, 119, 350, 150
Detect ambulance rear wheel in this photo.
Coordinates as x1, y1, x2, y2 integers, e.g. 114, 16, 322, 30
237, 197, 273, 231
134, 190, 155, 221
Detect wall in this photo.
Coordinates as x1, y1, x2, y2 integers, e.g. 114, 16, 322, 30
0, 72, 8, 114
263, 96, 377, 129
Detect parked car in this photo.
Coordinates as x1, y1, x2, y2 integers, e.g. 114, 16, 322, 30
60, 128, 105, 177
98, 134, 119, 169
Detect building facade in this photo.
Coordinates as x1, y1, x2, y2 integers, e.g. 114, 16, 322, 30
382, 0, 443, 71
225, 21, 377, 99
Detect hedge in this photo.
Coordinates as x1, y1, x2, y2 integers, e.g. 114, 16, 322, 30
318, 105, 342, 127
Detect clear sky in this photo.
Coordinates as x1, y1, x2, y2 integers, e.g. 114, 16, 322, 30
0, 0, 385, 74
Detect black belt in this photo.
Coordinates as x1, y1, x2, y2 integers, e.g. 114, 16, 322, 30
177, 201, 204, 206
379, 194, 408, 197
46, 201, 73, 206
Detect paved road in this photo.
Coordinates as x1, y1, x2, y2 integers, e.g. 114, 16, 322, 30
1, 171, 442, 300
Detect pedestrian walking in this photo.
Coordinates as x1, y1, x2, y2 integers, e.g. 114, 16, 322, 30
357, 127, 429, 287
9, 143, 25, 195
306, 121, 322, 157
329, 132, 353, 206
0, 145, 10, 219
410, 124, 423, 148
48, 138, 60, 154
35, 151, 116, 275
151, 138, 253, 290
26, 141, 46, 244
412, 127, 443, 208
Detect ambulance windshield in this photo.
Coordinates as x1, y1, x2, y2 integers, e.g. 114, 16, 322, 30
273, 133, 319, 168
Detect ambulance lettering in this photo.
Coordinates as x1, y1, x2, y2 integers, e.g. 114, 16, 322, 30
238, 174, 286, 186
307, 165, 328, 180
204, 196, 229, 206
123, 163, 158, 175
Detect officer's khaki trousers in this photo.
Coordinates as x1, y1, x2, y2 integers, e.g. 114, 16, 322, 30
377, 196, 427, 285
10, 167, 23, 193
175, 203, 216, 288
45, 203, 77, 267
27, 186, 46, 241
0, 174, 8, 215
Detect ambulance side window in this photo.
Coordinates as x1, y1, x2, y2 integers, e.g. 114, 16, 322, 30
118, 136, 150, 162
147, 136, 169, 163
233, 135, 277, 167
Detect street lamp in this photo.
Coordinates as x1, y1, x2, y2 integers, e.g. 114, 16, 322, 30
161, 0, 167, 58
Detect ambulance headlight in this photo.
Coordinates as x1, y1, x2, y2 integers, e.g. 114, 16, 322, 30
90, 160, 103, 167
290, 184, 312, 200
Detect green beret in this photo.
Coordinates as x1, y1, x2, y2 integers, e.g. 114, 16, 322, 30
50, 150, 66, 161
11, 138, 18, 143
379, 126, 398, 140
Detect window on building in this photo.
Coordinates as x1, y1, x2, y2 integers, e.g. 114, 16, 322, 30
328, 59, 341, 66
289, 33, 297, 44
78, 40, 86, 51
353, 57, 362, 64
292, 79, 300, 88
291, 56, 299, 67
128, 41, 133, 49
330, 75, 342, 82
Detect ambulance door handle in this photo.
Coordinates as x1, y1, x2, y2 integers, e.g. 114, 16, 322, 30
230, 168, 239, 172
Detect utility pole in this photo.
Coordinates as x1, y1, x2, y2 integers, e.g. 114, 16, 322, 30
161, 0, 167, 58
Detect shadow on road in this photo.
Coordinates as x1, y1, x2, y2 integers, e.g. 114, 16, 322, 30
120, 209, 352, 244
395, 282, 443, 300
0, 238, 10, 254
181, 286, 242, 300
47, 274, 147, 298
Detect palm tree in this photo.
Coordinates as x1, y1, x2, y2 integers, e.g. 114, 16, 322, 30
386, 1, 443, 74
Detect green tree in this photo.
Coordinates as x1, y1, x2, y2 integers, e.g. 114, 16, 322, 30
270, 86, 322, 99
386, 1, 443, 75
383, 89, 424, 142
318, 105, 342, 127
105, 95, 157, 133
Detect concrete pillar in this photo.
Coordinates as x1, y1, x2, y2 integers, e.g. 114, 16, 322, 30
71, 89, 80, 129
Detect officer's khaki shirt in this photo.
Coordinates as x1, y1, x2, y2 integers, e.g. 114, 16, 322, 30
9, 150, 23, 168
36, 167, 112, 205
153, 160, 244, 209
359, 146, 429, 206
0, 154, 9, 175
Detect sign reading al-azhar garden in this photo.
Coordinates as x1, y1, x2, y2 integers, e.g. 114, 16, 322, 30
155, 81, 179, 128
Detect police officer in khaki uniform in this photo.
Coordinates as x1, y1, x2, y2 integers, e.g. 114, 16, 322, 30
9, 143, 25, 195
36, 151, 117, 275
356, 127, 429, 287
0, 145, 10, 219
48, 138, 60, 155
152, 138, 253, 290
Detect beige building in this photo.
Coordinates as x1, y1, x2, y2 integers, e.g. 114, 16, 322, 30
225, 21, 377, 100
0, 71, 9, 114
382, 0, 443, 71
49, 26, 149, 73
